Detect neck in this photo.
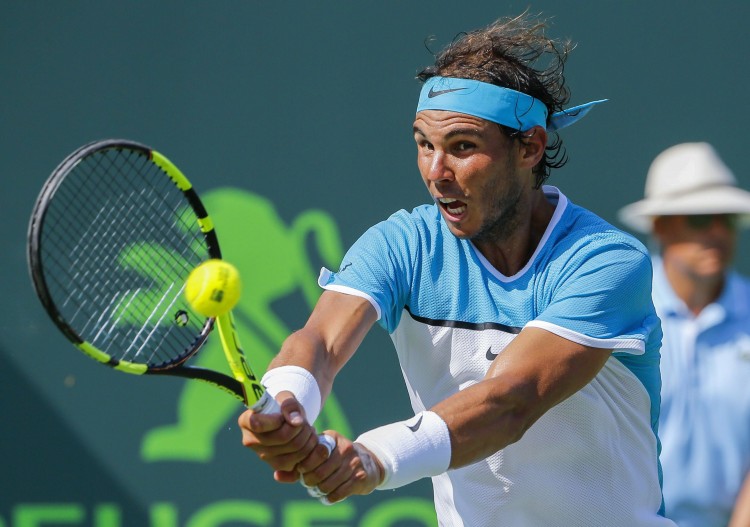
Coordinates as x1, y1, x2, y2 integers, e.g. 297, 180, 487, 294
474, 188, 555, 276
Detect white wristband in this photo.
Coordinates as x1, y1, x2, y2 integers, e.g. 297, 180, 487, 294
355, 410, 451, 490
261, 365, 322, 424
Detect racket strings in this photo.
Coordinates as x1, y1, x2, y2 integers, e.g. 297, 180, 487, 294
39, 146, 211, 367
44, 155, 164, 355
94, 151, 208, 365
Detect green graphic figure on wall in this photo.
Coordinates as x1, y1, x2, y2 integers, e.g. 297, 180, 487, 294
141, 188, 352, 462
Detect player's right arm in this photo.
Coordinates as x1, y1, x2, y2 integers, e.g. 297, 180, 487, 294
271, 289, 378, 402
238, 290, 378, 477
243, 211, 413, 490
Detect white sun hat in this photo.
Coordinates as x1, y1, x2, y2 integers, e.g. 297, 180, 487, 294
618, 142, 750, 233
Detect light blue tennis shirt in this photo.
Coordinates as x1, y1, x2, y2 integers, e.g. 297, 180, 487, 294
654, 257, 750, 527
320, 187, 673, 526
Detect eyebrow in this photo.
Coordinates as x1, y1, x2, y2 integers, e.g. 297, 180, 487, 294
412, 126, 486, 140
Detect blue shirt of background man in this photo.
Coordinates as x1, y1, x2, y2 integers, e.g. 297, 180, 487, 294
655, 256, 750, 527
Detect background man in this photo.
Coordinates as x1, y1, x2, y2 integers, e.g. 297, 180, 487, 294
619, 142, 750, 527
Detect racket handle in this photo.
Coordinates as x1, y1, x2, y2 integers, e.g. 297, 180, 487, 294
255, 390, 333, 456
251, 390, 335, 452
317, 433, 336, 454
251, 390, 281, 414
301, 433, 337, 505
252, 389, 337, 501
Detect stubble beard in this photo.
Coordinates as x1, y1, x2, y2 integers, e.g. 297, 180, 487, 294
471, 177, 526, 245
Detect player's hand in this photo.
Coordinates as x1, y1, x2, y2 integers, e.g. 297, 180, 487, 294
238, 391, 320, 477
295, 430, 385, 504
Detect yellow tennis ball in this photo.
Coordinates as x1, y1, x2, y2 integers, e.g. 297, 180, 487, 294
184, 259, 241, 317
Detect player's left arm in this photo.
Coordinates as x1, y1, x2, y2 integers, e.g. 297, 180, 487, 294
306, 329, 610, 503
435, 328, 611, 467
441, 243, 653, 467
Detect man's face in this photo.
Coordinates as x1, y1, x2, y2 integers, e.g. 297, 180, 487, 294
413, 109, 530, 241
654, 214, 738, 280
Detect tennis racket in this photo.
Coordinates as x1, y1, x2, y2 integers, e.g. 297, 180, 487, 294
26, 139, 333, 442
27, 139, 336, 486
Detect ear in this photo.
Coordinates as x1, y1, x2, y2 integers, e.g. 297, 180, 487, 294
516, 126, 547, 169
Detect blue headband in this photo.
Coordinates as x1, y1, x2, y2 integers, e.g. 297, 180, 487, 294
416, 76, 606, 131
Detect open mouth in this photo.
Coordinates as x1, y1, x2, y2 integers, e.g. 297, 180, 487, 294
437, 197, 467, 217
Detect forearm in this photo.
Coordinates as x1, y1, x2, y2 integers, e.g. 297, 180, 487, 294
268, 328, 339, 401
356, 327, 612, 489
353, 379, 535, 491
431, 377, 541, 468
265, 290, 377, 412
435, 327, 611, 469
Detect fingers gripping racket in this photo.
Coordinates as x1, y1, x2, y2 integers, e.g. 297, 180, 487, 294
27, 140, 334, 468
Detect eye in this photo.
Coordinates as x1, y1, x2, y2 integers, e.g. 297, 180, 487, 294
454, 141, 475, 153
416, 139, 434, 152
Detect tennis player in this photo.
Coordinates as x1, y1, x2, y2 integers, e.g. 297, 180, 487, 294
239, 14, 675, 526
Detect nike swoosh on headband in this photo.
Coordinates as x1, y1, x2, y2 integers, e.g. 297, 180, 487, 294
417, 76, 606, 132
428, 86, 467, 98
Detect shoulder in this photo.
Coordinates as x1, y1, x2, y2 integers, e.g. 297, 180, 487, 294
543, 187, 649, 258
379, 204, 441, 230
344, 204, 450, 266
549, 198, 651, 279
368, 204, 450, 247
569, 203, 647, 253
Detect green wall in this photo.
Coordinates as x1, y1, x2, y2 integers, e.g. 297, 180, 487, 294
3, 1, 750, 525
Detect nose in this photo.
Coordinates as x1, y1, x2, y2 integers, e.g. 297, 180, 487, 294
423, 151, 454, 183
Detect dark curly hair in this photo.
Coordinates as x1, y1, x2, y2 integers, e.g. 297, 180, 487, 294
416, 13, 572, 188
